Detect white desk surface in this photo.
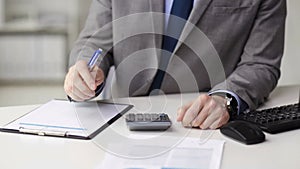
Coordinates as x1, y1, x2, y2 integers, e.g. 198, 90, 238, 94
0, 85, 299, 169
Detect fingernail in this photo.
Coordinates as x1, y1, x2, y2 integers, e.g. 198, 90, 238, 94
185, 123, 192, 128
200, 124, 206, 129
191, 120, 196, 126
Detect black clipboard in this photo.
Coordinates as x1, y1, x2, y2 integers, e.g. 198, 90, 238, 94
0, 99, 133, 140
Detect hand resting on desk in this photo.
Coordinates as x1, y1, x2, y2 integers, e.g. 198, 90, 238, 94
177, 94, 230, 129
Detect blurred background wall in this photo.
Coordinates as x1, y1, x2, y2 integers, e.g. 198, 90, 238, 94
0, 0, 92, 82
278, 0, 300, 86
0, 0, 299, 107
0, 0, 92, 106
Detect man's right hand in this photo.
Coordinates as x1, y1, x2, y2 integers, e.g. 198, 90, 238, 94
64, 60, 105, 101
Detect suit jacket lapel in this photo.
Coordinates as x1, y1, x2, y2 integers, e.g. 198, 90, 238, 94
149, 0, 213, 56
173, 0, 213, 53
132, 0, 212, 96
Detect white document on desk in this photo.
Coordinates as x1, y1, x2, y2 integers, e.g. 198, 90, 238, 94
1, 99, 132, 139
99, 136, 225, 169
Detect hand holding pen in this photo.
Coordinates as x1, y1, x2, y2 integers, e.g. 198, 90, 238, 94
64, 48, 105, 101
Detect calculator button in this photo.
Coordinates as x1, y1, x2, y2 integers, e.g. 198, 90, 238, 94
151, 114, 160, 121
136, 113, 144, 121
144, 114, 151, 121
125, 114, 135, 122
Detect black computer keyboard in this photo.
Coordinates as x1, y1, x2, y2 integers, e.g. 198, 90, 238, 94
232, 103, 300, 134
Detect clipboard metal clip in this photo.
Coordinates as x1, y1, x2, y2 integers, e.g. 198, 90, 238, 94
19, 127, 67, 137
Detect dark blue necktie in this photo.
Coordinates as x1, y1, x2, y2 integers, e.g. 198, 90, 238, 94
148, 0, 194, 94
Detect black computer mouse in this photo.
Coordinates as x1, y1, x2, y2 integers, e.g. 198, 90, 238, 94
220, 120, 265, 145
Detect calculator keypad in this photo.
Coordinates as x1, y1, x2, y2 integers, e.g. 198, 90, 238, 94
125, 113, 172, 131
126, 113, 170, 122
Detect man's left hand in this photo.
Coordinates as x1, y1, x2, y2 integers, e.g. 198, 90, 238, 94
177, 94, 230, 129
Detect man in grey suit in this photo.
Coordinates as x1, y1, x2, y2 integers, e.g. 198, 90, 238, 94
64, 0, 286, 129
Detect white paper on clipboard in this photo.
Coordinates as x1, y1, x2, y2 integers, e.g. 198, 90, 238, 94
1, 99, 132, 139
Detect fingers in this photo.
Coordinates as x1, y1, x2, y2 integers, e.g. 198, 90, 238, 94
208, 112, 230, 129
64, 67, 93, 101
76, 60, 96, 90
64, 60, 105, 101
177, 94, 230, 129
200, 95, 230, 129
177, 101, 193, 122
94, 66, 105, 86
200, 105, 230, 129
66, 85, 91, 101
73, 74, 95, 97
181, 95, 209, 127
191, 101, 212, 127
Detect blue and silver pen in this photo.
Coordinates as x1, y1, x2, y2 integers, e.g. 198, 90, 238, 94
87, 48, 103, 70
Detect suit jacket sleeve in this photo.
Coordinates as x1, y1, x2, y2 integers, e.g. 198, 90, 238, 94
211, 0, 287, 110
68, 0, 113, 77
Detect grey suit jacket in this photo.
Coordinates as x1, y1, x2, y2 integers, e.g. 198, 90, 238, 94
69, 0, 286, 110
